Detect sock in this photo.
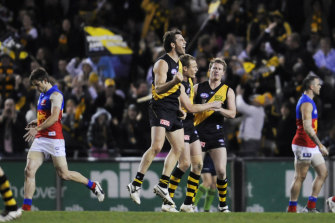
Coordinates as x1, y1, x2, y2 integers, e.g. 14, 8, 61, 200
22, 198, 32, 211
184, 172, 200, 205
194, 184, 208, 206
86, 180, 96, 190
307, 196, 317, 209
332, 196, 335, 202
132, 172, 144, 187
217, 178, 228, 207
0, 175, 18, 211
158, 175, 170, 189
168, 168, 184, 199
204, 188, 216, 211
287, 201, 297, 212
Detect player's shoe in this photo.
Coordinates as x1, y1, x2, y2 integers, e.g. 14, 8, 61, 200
0, 208, 22, 222
327, 197, 335, 213
161, 203, 178, 212
93, 182, 105, 202
301, 206, 320, 213
218, 205, 231, 212
180, 203, 195, 213
153, 184, 175, 206
127, 183, 141, 205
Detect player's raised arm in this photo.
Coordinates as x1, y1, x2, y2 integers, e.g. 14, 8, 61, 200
154, 60, 182, 94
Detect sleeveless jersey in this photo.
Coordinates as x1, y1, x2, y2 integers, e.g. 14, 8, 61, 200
36, 85, 64, 139
182, 78, 194, 123
151, 54, 181, 111
194, 81, 229, 137
292, 94, 318, 148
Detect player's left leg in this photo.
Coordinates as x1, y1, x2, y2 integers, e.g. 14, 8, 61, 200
52, 156, 105, 202
154, 128, 184, 205
209, 147, 230, 212
0, 167, 22, 222
305, 154, 327, 211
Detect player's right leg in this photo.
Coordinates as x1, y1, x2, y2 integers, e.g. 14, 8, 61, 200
52, 156, 105, 202
288, 161, 310, 212
23, 151, 44, 211
180, 140, 202, 212
128, 126, 166, 205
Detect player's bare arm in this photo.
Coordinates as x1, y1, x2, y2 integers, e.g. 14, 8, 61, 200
213, 88, 236, 119
301, 102, 328, 156
180, 84, 222, 113
154, 60, 183, 94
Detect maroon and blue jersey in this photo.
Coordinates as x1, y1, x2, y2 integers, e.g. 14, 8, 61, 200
292, 94, 318, 148
36, 85, 64, 139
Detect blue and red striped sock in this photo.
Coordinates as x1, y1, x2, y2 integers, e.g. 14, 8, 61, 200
86, 180, 96, 190
307, 196, 317, 209
287, 201, 297, 212
22, 198, 32, 211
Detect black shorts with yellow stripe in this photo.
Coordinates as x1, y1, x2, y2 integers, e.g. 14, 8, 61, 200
183, 117, 199, 144
202, 153, 216, 176
149, 104, 183, 132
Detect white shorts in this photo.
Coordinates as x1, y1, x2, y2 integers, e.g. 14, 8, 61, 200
292, 144, 325, 167
30, 137, 66, 159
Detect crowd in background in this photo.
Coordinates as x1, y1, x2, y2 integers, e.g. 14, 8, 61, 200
0, 0, 335, 159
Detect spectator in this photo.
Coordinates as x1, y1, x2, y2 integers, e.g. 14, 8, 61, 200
0, 98, 26, 157
87, 108, 115, 158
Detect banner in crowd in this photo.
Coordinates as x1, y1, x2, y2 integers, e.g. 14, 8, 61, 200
84, 26, 133, 56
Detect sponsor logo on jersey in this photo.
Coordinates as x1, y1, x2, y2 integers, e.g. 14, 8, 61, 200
48, 131, 56, 136
171, 68, 177, 74
160, 119, 170, 127
200, 93, 209, 98
41, 99, 47, 106
214, 95, 223, 101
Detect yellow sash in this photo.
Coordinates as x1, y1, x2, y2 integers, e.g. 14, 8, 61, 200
194, 84, 228, 126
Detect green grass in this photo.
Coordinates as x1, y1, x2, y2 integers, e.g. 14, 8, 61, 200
14, 212, 334, 223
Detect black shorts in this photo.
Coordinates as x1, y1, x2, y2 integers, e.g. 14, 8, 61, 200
199, 137, 226, 152
202, 153, 216, 176
149, 105, 183, 132
183, 118, 199, 144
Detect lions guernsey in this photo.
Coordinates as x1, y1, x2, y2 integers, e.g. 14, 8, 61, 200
194, 81, 229, 149
151, 54, 182, 111
292, 94, 318, 148
36, 85, 64, 139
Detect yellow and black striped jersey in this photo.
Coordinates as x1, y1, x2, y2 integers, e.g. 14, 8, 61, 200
151, 54, 181, 111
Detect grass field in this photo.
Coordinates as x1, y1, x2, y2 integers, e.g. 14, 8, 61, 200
13, 211, 334, 223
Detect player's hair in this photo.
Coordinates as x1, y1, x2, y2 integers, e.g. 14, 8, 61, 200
209, 57, 227, 71
179, 54, 195, 68
163, 29, 182, 53
302, 75, 319, 91
29, 67, 51, 85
